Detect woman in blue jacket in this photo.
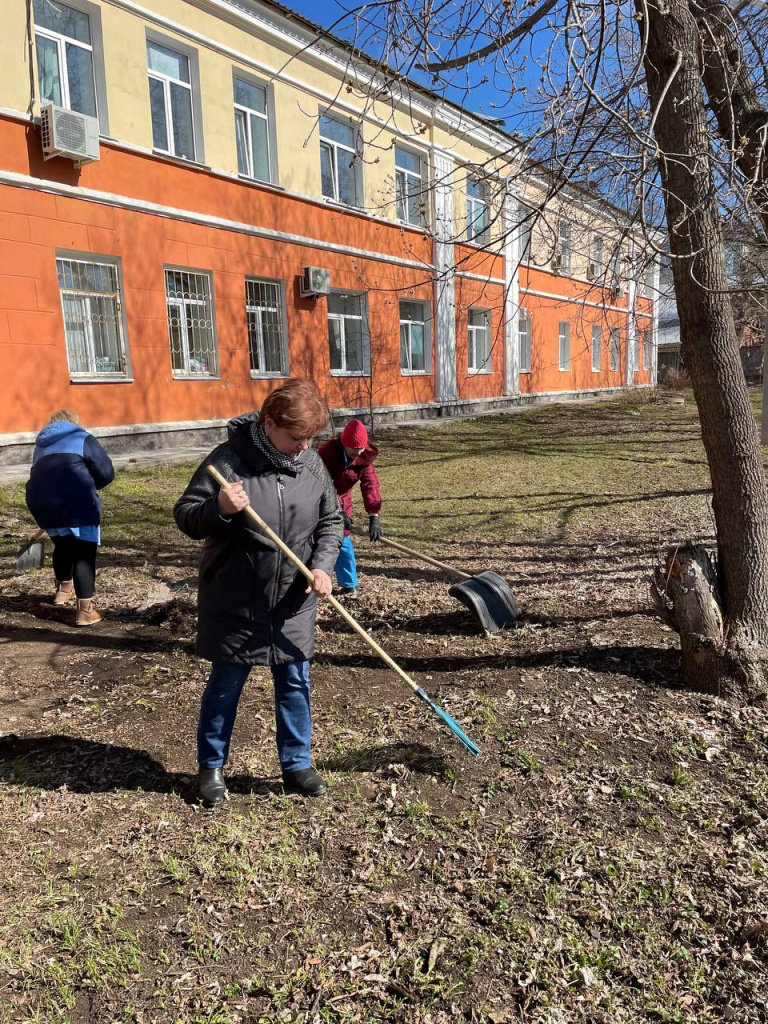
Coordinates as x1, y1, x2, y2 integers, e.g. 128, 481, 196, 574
25, 410, 114, 626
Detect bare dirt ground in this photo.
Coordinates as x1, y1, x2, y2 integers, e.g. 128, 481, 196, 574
1, 393, 767, 1023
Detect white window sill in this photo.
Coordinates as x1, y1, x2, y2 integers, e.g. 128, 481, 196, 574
468, 368, 492, 375
591, 367, 602, 373
330, 370, 369, 377
152, 149, 207, 169
238, 172, 275, 188
558, 367, 570, 372
250, 371, 288, 380
322, 194, 361, 211
70, 376, 133, 384
519, 368, 531, 375
400, 370, 432, 376
172, 374, 221, 381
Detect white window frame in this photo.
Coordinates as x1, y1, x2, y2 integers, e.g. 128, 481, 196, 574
518, 313, 532, 374
400, 300, 432, 375
466, 179, 490, 245
591, 325, 602, 372
33, 0, 108, 131
467, 308, 492, 374
233, 73, 274, 184
610, 327, 621, 371
327, 291, 369, 376
518, 203, 534, 264
557, 220, 571, 272
395, 144, 427, 226
146, 34, 202, 163
56, 253, 130, 380
164, 267, 218, 379
590, 236, 603, 280
319, 113, 360, 206
246, 278, 287, 378
558, 321, 570, 371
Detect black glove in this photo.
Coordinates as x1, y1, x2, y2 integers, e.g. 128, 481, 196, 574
342, 512, 353, 531
368, 514, 381, 542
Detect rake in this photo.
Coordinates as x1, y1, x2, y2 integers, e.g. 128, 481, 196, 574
207, 465, 481, 757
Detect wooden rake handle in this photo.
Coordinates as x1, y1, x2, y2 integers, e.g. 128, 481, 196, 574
369, 533, 472, 581
206, 465, 421, 696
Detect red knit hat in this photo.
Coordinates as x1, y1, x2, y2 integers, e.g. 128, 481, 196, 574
340, 419, 368, 448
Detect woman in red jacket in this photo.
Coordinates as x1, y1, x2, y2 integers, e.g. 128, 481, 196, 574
317, 419, 382, 597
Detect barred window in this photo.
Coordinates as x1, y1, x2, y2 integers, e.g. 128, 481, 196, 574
164, 269, 217, 377
467, 308, 491, 372
246, 278, 286, 376
56, 257, 128, 377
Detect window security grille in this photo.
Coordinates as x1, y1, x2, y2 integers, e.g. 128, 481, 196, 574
468, 309, 491, 372
165, 269, 217, 376
246, 279, 285, 375
56, 257, 127, 376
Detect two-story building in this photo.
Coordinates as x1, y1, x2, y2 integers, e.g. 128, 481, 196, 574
0, 0, 656, 458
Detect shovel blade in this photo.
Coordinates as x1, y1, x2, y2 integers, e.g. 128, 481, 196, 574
16, 540, 45, 571
448, 571, 518, 634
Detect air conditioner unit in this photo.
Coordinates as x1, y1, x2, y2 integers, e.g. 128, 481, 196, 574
300, 266, 331, 297
41, 104, 100, 166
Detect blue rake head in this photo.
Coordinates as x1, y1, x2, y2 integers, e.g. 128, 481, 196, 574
415, 688, 482, 757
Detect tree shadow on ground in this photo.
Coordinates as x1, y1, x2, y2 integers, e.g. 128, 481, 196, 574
317, 742, 449, 776
315, 644, 682, 689
0, 734, 281, 800
0, 620, 166, 653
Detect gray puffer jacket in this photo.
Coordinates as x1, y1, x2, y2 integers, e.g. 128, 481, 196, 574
174, 413, 343, 666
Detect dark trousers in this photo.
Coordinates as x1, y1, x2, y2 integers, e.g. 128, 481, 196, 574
197, 661, 312, 774
51, 535, 97, 599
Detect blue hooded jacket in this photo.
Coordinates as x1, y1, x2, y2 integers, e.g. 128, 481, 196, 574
25, 420, 115, 530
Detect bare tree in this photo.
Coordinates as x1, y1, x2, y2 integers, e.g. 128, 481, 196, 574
306, 0, 768, 698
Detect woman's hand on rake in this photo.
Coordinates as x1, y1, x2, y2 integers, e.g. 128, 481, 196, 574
218, 480, 250, 516
306, 569, 332, 597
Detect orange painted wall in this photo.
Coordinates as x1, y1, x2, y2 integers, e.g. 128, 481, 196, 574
0, 115, 652, 435
0, 116, 437, 433
519, 266, 652, 393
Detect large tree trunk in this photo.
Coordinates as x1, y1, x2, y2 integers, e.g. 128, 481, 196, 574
638, 0, 768, 699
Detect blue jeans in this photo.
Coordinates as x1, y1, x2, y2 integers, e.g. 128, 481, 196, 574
197, 660, 312, 773
335, 535, 358, 588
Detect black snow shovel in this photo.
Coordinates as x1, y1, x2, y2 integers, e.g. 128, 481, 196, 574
16, 529, 46, 571
374, 534, 518, 634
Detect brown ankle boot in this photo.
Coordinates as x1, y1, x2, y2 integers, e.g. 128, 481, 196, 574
53, 580, 75, 606
75, 598, 102, 627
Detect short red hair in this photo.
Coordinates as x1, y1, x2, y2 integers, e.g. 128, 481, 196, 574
260, 379, 328, 436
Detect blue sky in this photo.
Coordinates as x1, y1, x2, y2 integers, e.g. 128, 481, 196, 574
277, 0, 545, 136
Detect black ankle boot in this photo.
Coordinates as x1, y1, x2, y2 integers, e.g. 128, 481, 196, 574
282, 767, 327, 797
199, 767, 227, 808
